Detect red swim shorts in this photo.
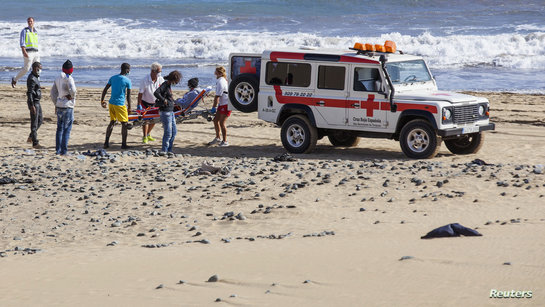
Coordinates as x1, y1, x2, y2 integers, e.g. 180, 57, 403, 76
218, 105, 231, 116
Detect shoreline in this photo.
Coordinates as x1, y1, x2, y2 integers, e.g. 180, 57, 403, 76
1, 84, 544, 306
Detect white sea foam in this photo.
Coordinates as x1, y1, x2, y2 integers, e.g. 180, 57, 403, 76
0, 19, 544, 71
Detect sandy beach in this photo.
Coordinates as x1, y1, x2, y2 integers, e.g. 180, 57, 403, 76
0, 84, 544, 306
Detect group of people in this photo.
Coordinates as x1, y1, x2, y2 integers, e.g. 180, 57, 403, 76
14, 17, 232, 155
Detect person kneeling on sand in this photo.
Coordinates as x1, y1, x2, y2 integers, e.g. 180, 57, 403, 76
100, 63, 132, 149
50, 60, 77, 155
154, 70, 182, 153
175, 77, 201, 111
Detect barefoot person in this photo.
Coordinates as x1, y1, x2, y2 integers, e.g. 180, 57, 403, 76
154, 70, 181, 153
13, 17, 40, 88
100, 63, 132, 149
26, 61, 43, 149
138, 62, 164, 144
208, 66, 231, 147
50, 60, 77, 155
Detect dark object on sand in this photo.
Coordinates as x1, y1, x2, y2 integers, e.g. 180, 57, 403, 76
82, 149, 108, 157
0, 177, 33, 184
471, 158, 492, 166
0, 177, 17, 184
273, 153, 296, 162
421, 223, 482, 239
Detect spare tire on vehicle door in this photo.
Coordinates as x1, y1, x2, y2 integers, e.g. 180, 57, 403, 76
229, 73, 259, 113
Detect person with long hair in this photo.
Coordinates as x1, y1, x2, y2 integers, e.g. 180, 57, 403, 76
154, 70, 182, 153
208, 66, 231, 147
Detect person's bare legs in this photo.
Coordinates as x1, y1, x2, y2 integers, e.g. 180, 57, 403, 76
142, 124, 148, 140
104, 120, 116, 148
121, 122, 129, 149
147, 123, 155, 138
213, 115, 221, 139
218, 114, 228, 142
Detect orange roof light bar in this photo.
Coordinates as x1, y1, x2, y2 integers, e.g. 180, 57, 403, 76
375, 44, 385, 52
353, 42, 364, 51
365, 43, 375, 51
384, 40, 397, 53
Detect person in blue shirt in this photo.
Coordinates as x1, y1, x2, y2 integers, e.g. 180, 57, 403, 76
175, 77, 201, 111
100, 63, 132, 149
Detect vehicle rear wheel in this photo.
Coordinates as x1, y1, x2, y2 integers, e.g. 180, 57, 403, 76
327, 131, 360, 147
444, 133, 484, 155
228, 74, 259, 113
399, 119, 440, 159
280, 115, 318, 154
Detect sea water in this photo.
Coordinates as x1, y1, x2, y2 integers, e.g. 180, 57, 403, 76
0, 0, 543, 92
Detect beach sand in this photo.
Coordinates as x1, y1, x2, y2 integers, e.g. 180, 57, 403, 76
0, 84, 544, 306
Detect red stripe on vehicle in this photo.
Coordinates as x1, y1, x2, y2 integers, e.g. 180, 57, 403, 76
274, 86, 437, 114
339, 55, 379, 64
270, 52, 305, 62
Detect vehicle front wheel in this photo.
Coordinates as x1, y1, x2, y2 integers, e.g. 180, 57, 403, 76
327, 131, 360, 147
228, 74, 259, 113
280, 115, 318, 154
444, 133, 484, 155
399, 119, 440, 159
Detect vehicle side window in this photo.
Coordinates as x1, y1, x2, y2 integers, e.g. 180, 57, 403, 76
354, 67, 381, 92
266, 62, 311, 87
318, 66, 345, 90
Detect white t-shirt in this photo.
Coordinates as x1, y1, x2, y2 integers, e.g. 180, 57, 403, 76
139, 74, 165, 104
215, 76, 229, 107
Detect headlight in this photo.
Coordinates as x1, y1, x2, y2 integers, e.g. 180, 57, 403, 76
478, 105, 485, 116
443, 108, 452, 120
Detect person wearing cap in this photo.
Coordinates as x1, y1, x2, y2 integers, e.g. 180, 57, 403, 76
138, 62, 164, 144
50, 60, 77, 155
175, 77, 202, 111
100, 63, 132, 149
26, 61, 43, 148
12, 17, 40, 88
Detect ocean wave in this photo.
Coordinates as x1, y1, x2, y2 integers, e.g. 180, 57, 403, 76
0, 19, 543, 70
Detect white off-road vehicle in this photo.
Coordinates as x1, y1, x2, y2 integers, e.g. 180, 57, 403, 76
228, 41, 495, 159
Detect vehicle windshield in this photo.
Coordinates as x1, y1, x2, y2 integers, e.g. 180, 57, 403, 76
385, 60, 432, 84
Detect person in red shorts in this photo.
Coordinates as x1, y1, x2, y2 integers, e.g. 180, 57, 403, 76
208, 66, 231, 147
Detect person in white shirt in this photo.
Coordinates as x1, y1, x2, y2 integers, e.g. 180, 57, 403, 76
50, 60, 77, 155
138, 62, 164, 144
208, 66, 231, 147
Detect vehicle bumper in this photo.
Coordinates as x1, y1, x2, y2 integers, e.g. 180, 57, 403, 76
438, 123, 495, 137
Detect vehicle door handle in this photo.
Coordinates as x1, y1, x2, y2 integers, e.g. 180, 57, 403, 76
316, 101, 325, 106
351, 103, 360, 107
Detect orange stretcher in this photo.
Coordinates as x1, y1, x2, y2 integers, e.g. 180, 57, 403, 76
128, 87, 213, 126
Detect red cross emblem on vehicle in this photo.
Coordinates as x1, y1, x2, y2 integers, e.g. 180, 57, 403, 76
240, 60, 257, 74
361, 94, 380, 117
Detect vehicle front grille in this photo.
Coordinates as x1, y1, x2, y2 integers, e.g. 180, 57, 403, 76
453, 105, 479, 125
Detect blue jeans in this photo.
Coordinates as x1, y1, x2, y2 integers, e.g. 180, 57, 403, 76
160, 111, 177, 152
55, 108, 74, 155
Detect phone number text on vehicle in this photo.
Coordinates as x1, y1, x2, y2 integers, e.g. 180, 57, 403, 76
282, 92, 313, 97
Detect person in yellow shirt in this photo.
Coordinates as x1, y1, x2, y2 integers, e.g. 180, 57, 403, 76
12, 17, 40, 88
